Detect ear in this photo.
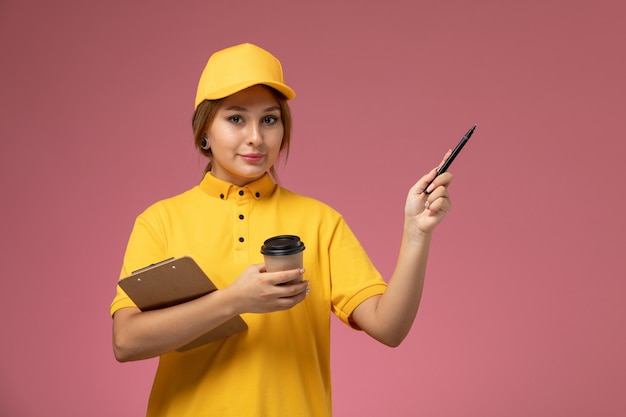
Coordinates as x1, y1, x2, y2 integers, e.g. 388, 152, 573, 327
200, 136, 210, 150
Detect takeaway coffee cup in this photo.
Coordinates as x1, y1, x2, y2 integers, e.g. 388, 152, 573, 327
261, 235, 305, 276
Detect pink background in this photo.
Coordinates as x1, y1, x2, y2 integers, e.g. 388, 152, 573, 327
1, 0, 625, 415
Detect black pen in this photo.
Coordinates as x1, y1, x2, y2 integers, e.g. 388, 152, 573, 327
424, 124, 476, 194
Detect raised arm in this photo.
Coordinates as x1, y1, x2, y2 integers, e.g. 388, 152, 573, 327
350, 154, 453, 347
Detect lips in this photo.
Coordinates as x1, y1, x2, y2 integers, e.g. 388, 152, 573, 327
240, 153, 264, 163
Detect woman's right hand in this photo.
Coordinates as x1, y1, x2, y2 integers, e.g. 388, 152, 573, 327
113, 264, 308, 362
225, 264, 309, 315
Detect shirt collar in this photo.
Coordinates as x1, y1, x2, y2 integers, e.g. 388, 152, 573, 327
198, 172, 277, 200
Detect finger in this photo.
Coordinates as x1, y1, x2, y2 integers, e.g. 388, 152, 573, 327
438, 149, 453, 169
423, 150, 454, 195
425, 171, 454, 195
427, 178, 452, 200
435, 171, 454, 188
411, 167, 438, 197
273, 282, 310, 312
425, 188, 452, 213
277, 280, 310, 297
426, 195, 451, 215
266, 268, 306, 285
273, 289, 308, 311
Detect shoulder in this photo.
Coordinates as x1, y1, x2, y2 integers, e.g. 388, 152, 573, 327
274, 186, 342, 217
136, 186, 203, 220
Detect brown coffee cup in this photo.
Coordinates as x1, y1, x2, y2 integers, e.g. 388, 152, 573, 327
261, 235, 305, 278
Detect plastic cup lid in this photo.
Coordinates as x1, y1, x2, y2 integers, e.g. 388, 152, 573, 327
260, 235, 305, 256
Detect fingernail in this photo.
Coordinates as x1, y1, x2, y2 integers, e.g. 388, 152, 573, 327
426, 183, 435, 193
306, 288, 311, 295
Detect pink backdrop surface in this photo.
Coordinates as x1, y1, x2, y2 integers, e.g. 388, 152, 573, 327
1, 0, 625, 416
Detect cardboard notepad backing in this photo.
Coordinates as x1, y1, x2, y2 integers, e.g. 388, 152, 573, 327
119, 256, 247, 352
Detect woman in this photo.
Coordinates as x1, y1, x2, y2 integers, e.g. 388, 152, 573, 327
111, 42, 453, 417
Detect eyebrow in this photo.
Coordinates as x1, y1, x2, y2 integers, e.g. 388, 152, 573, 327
224, 105, 280, 113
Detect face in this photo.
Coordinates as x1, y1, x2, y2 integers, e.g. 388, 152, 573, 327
206, 85, 284, 186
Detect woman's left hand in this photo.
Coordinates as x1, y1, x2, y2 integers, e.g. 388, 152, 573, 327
405, 151, 454, 237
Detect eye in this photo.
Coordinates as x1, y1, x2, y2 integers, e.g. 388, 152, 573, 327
262, 115, 279, 125
228, 115, 244, 124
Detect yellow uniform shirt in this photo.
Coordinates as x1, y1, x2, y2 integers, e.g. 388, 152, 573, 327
111, 173, 387, 417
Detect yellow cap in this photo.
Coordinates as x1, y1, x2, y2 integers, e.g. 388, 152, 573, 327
194, 43, 296, 108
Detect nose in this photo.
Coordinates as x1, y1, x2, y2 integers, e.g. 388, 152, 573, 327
246, 123, 263, 146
